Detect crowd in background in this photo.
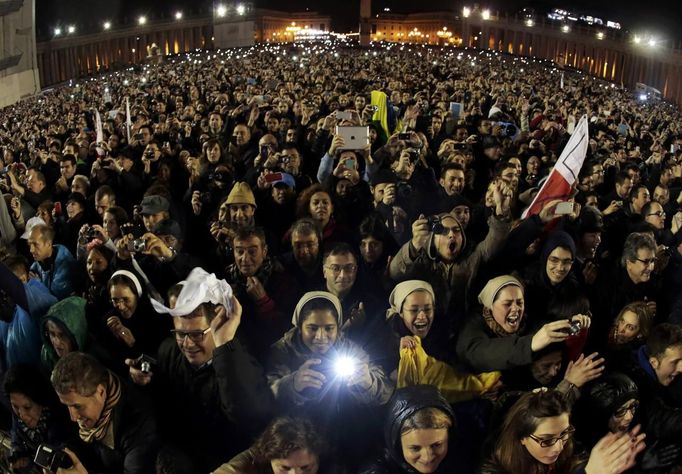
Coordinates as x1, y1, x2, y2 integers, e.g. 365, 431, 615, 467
0, 40, 681, 473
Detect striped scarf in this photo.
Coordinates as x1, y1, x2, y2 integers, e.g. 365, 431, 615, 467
79, 371, 121, 443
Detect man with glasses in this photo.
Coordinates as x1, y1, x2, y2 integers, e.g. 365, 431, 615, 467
592, 233, 661, 334
319, 242, 387, 363
320, 242, 382, 328
127, 284, 273, 472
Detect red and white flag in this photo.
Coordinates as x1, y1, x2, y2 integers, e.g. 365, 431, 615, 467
522, 115, 589, 219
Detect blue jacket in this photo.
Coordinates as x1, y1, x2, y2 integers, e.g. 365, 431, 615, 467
30, 244, 80, 300
0, 305, 42, 369
0, 278, 56, 370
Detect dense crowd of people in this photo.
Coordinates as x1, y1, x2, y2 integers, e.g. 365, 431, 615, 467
0, 39, 681, 473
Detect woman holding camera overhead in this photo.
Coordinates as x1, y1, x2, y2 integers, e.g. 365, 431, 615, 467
267, 291, 393, 468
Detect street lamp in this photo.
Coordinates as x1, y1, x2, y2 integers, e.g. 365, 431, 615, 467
236, 4, 246, 15
462, 7, 471, 18
103, 21, 111, 30
67, 25, 76, 34
138, 16, 147, 25
54, 27, 62, 36
175, 11, 183, 20
481, 9, 490, 20
633, 35, 642, 44
596, 31, 604, 40
216, 5, 227, 17
561, 24, 570, 33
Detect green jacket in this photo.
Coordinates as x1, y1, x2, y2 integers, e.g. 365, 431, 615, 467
40, 296, 88, 372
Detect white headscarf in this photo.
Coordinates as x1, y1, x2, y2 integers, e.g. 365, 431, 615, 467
478, 275, 523, 309
150, 267, 233, 317
291, 291, 343, 327
387, 280, 435, 320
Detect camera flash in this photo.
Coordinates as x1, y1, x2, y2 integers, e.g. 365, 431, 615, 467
334, 356, 356, 378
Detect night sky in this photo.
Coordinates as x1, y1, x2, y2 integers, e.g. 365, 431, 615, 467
37, 0, 682, 44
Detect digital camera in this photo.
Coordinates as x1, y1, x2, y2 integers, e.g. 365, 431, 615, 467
427, 216, 445, 235
34, 445, 73, 473
127, 238, 146, 253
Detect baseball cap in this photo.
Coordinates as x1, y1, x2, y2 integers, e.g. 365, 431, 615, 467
140, 195, 170, 215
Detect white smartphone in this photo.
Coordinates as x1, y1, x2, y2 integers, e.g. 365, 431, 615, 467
555, 202, 575, 215
335, 126, 369, 150
335, 111, 353, 121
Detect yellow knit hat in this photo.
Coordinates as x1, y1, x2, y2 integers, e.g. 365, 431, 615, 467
226, 182, 256, 207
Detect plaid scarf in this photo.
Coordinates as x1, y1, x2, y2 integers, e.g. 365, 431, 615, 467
79, 372, 121, 444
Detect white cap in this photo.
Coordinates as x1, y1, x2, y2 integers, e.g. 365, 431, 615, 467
21, 216, 47, 239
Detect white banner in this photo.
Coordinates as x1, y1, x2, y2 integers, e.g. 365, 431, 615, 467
125, 97, 132, 142
95, 109, 104, 156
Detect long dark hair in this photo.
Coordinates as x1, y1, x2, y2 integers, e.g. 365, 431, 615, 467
491, 390, 581, 474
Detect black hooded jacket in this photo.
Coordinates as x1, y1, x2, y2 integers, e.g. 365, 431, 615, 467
360, 385, 458, 474
573, 372, 639, 449
521, 231, 584, 326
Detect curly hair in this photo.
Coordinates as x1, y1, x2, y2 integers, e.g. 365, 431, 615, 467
295, 184, 331, 219
251, 417, 328, 465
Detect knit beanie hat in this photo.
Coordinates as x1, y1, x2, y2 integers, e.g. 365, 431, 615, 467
226, 182, 257, 207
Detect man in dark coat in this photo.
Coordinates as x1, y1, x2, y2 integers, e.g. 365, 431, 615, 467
627, 323, 682, 447
225, 227, 299, 361
127, 287, 274, 473
51, 352, 159, 473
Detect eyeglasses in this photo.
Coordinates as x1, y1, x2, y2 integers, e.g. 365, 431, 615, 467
325, 264, 357, 274
403, 306, 434, 317
528, 426, 575, 448
614, 401, 639, 419
547, 256, 574, 267
646, 211, 666, 217
171, 327, 211, 343
635, 257, 657, 267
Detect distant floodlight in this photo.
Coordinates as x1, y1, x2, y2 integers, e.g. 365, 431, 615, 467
216, 5, 227, 17
525, 19, 534, 27
647, 38, 657, 47
481, 9, 491, 20
54, 27, 62, 36
462, 6, 471, 18
67, 25, 76, 34
236, 4, 246, 15
639, 94, 647, 101
138, 16, 147, 25
561, 24, 570, 33
596, 31, 604, 40
633, 35, 642, 44
175, 11, 183, 20
103, 21, 111, 30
